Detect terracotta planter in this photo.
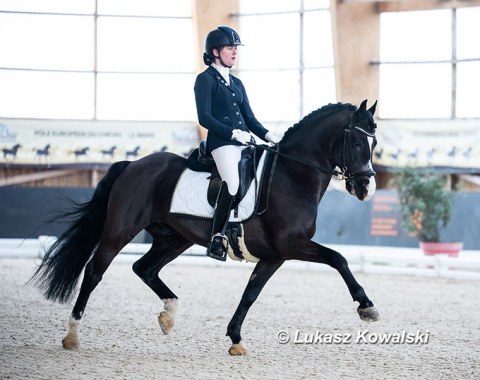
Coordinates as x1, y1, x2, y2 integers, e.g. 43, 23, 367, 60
420, 242, 463, 258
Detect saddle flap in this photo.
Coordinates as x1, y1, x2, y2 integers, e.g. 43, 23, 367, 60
237, 145, 256, 201
170, 150, 270, 222
207, 145, 258, 209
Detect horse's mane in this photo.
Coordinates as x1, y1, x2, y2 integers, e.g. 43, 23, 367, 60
281, 102, 356, 143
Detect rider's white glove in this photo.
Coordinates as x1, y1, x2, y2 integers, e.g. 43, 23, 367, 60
265, 131, 280, 144
231, 129, 252, 145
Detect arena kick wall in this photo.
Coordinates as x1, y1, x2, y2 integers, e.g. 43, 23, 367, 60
0, 188, 478, 250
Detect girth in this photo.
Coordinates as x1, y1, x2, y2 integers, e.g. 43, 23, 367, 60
186, 141, 263, 210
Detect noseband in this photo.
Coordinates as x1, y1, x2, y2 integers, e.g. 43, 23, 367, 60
340, 124, 376, 181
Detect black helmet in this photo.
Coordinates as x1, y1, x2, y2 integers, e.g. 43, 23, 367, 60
203, 26, 242, 65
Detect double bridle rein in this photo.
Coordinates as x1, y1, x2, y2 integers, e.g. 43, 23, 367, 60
252, 123, 376, 181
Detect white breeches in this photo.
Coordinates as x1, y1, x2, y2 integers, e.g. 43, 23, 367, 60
211, 145, 245, 196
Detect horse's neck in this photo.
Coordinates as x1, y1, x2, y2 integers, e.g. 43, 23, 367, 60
276, 111, 349, 200
278, 127, 334, 196
274, 150, 334, 206
281, 115, 345, 168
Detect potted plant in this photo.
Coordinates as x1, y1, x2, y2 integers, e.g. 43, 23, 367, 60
394, 167, 462, 257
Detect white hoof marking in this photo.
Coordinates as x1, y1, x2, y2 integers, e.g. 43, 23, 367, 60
159, 298, 179, 334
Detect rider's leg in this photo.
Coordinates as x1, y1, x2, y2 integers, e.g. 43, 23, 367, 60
207, 145, 243, 261
207, 182, 234, 260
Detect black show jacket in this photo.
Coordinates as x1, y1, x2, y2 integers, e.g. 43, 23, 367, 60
194, 66, 269, 152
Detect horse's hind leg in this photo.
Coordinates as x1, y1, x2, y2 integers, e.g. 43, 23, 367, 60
62, 238, 129, 349
132, 226, 193, 335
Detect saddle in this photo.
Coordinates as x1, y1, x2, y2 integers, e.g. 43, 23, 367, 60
186, 140, 262, 211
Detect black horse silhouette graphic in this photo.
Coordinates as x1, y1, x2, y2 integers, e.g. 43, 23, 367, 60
125, 146, 140, 159
101, 146, 117, 159
35, 144, 51, 162
73, 147, 89, 159
2, 144, 21, 160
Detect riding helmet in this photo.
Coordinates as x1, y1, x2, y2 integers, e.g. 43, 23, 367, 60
203, 26, 242, 65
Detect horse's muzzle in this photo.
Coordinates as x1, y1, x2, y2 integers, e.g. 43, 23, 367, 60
346, 175, 376, 201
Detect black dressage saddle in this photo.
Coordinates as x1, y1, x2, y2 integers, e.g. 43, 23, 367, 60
186, 140, 262, 210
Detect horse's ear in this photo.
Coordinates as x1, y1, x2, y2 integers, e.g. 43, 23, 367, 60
368, 100, 377, 116
358, 99, 368, 112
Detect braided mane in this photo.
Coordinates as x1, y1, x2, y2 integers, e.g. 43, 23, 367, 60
281, 103, 356, 143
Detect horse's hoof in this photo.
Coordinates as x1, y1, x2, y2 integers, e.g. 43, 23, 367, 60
158, 298, 179, 335
357, 306, 380, 322
228, 341, 249, 356
158, 311, 174, 335
62, 333, 80, 350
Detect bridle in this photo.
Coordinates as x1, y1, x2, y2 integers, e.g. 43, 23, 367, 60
251, 121, 376, 181
340, 123, 377, 180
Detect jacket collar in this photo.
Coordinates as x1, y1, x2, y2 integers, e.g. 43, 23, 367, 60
206, 65, 236, 92
211, 63, 230, 84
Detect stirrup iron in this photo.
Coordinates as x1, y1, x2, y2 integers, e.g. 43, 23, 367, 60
207, 233, 228, 261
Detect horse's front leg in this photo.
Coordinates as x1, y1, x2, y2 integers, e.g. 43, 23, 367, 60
295, 241, 380, 322
227, 259, 284, 356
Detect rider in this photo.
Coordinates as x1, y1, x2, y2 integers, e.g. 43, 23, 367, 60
194, 26, 279, 261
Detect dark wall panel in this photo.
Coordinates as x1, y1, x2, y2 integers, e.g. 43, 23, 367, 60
0, 187, 478, 249
0, 187, 94, 239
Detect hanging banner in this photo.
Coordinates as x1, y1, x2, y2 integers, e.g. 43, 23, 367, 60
374, 119, 480, 171
0, 119, 199, 166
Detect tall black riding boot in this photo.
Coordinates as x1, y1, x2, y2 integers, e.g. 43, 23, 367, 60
207, 182, 234, 261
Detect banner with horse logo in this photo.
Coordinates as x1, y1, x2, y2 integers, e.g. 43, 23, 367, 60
374, 119, 480, 171
0, 119, 199, 165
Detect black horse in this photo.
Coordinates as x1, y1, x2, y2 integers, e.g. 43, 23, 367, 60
31, 100, 380, 355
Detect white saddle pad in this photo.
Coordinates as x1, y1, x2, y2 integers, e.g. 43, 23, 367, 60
170, 152, 267, 222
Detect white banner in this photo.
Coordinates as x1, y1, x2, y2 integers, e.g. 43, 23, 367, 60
374, 119, 480, 170
0, 119, 199, 165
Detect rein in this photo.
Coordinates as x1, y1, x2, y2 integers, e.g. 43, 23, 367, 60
251, 124, 376, 181
251, 143, 342, 177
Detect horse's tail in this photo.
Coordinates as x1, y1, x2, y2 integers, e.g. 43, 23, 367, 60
30, 160, 132, 303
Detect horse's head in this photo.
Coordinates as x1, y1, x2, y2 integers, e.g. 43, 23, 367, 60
342, 100, 377, 201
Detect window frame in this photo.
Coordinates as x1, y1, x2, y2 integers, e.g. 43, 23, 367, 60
234, 0, 335, 122
0, 3, 195, 121
375, 7, 480, 119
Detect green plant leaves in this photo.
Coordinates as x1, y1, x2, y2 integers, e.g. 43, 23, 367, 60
394, 167, 454, 242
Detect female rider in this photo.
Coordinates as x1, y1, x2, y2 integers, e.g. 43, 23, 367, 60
194, 26, 279, 261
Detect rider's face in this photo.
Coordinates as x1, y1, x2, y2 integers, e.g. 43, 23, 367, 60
215, 46, 237, 67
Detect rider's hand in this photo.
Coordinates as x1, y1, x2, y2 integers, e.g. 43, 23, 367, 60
231, 129, 253, 145
265, 131, 281, 144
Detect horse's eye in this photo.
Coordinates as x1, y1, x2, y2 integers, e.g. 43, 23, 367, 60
353, 140, 361, 148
